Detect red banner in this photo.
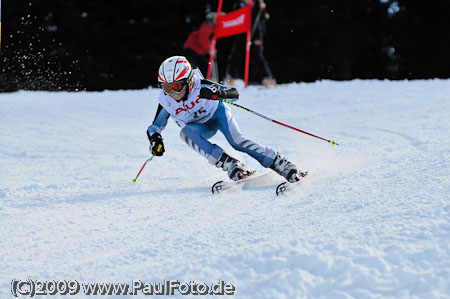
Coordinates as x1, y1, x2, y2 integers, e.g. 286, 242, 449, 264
214, 5, 251, 39
207, 0, 252, 87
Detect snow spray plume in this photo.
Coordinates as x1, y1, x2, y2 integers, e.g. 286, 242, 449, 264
219, 98, 339, 146
0, 14, 82, 91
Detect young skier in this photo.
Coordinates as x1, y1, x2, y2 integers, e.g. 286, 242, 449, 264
147, 55, 304, 182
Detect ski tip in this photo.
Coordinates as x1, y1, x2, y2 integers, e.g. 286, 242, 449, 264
277, 171, 309, 196
211, 181, 224, 194
276, 182, 288, 196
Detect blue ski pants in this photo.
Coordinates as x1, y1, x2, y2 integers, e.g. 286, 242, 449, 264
180, 101, 277, 167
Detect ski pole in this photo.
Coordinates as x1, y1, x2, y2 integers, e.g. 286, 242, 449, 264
131, 145, 162, 184
251, 10, 262, 40
219, 98, 339, 146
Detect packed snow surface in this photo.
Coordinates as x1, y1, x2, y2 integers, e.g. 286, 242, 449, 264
1, 79, 449, 298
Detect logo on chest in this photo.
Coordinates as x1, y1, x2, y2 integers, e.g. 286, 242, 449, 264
175, 97, 202, 115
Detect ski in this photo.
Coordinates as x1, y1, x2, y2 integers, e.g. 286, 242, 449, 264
211, 171, 273, 194
275, 172, 309, 196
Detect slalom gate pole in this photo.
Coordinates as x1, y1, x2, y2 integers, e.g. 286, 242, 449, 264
131, 145, 162, 184
219, 98, 339, 146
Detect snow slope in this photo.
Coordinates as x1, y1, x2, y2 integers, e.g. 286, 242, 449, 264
1, 79, 449, 298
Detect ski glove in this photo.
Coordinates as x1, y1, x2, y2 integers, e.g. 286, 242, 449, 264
149, 133, 165, 156
200, 85, 227, 100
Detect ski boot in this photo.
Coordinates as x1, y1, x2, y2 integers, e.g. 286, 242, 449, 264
270, 153, 307, 183
215, 153, 254, 181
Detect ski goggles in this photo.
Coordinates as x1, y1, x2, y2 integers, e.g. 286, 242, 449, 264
161, 81, 186, 94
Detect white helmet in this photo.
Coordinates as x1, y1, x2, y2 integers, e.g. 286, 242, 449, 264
158, 56, 194, 94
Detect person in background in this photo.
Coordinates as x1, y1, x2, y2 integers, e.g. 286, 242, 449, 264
147, 56, 305, 183
224, 0, 276, 87
182, 12, 218, 76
